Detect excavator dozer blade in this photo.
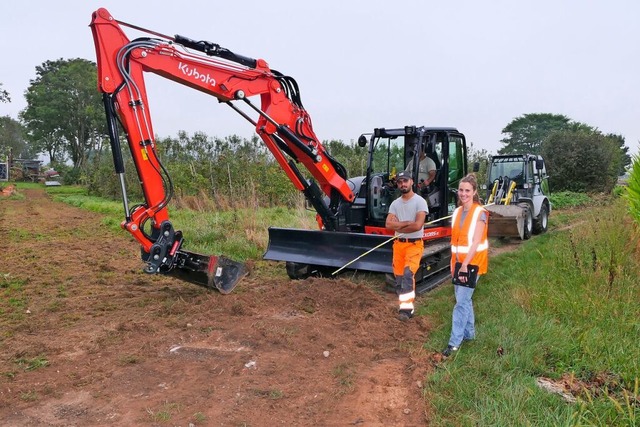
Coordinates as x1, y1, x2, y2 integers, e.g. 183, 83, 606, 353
171, 250, 248, 294
264, 227, 394, 274
486, 205, 525, 239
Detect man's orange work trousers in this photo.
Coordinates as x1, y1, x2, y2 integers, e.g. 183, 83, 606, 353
392, 240, 424, 313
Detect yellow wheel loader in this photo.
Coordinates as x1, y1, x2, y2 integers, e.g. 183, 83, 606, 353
484, 154, 551, 240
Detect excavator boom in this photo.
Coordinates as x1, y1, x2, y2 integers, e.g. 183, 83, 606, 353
90, 9, 359, 291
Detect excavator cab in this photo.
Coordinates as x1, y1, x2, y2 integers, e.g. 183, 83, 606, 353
265, 125, 470, 292
361, 126, 468, 228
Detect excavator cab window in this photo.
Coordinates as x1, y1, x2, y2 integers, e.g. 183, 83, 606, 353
368, 135, 405, 222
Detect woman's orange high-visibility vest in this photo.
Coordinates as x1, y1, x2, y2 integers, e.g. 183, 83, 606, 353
450, 203, 489, 275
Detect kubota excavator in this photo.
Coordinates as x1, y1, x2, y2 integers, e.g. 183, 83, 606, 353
90, 9, 470, 294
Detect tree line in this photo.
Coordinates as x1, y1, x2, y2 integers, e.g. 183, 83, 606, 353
0, 58, 634, 205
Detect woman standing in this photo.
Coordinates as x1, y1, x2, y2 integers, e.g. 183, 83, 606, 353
443, 174, 489, 357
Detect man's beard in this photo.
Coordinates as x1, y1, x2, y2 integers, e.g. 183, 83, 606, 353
399, 187, 411, 194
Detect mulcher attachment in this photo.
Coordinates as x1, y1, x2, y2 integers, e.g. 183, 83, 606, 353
141, 224, 247, 294
171, 250, 248, 294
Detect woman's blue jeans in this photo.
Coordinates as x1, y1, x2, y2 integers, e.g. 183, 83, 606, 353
448, 278, 479, 347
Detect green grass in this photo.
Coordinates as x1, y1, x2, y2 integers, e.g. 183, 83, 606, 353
419, 197, 640, 426
0, 274, 29, 327
47, 187, 315, 262
15, 355, 49, 372
549, 191, 593, 209
146, 401, 182, 423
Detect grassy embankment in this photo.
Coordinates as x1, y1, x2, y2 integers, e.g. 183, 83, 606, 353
420, 192, 639, 426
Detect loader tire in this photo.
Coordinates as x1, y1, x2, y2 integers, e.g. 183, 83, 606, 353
521, 205, 533, 240
533, 203, 549, 235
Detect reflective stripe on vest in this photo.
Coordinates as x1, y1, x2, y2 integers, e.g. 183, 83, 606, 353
451, 206, 489, 254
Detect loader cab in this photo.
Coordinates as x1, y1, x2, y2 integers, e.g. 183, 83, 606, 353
486, 154, 549, 203
360, 126, 468, 232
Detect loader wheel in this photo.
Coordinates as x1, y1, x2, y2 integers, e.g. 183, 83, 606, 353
533, 203, 549, 235
521, 205, 533, 240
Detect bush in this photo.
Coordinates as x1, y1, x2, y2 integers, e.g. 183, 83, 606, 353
624, 152, 640, 224
543, 130, 621, 193
549, 191, 591, 209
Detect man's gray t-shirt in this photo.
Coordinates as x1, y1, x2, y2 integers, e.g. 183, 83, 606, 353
389, 193, 429, 239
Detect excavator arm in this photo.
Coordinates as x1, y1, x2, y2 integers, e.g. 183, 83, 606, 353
89, 8, 355, 291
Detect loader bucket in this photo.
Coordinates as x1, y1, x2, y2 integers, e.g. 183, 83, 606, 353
485, 205, 525, 239
171, 250, 248, 294
264, 227, 394, 274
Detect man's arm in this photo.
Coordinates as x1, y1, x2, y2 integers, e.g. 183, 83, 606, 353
400, 211, 427, 232
423, 157, 437, 186
386, 211, 427, 233
424, 169, 436, 186
385, 213, 400, 230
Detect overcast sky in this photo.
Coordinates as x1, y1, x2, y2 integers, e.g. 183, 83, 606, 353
1, 0, 638, 157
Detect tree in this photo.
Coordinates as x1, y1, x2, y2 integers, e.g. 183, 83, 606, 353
542, 130, 620, 193
499, 113, 571, 154
0, 82, 9, 103
604, 133, 631, 175
0, 116, 35, 159
467, 141, 491, 186
20, 58, 105, 170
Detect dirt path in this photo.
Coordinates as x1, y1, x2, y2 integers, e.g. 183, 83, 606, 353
0, 188, 437, 426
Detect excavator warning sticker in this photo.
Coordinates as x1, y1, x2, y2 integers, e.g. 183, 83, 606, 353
141, 148, 148, 161
322, 164, 329, 172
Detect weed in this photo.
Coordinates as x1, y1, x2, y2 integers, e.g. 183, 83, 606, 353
46, 300, 63, 313
0, 274, 26, 290
20, 391, 38, 401
2, 371, 16, 380
118, 354, 141, 365
15, 355, 49, 371
251, 388, 284, 399
57, 284, 68, 298
192, 411, 207, 423
146, 401, 182, 422
332, 362, 356, 394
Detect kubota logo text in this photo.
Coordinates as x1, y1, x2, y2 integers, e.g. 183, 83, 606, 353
178, 62, 216, 86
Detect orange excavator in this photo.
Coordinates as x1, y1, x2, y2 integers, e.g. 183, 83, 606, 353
90, 9, 470, 294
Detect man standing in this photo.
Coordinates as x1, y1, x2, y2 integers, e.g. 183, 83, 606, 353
385, 171, 428, 321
